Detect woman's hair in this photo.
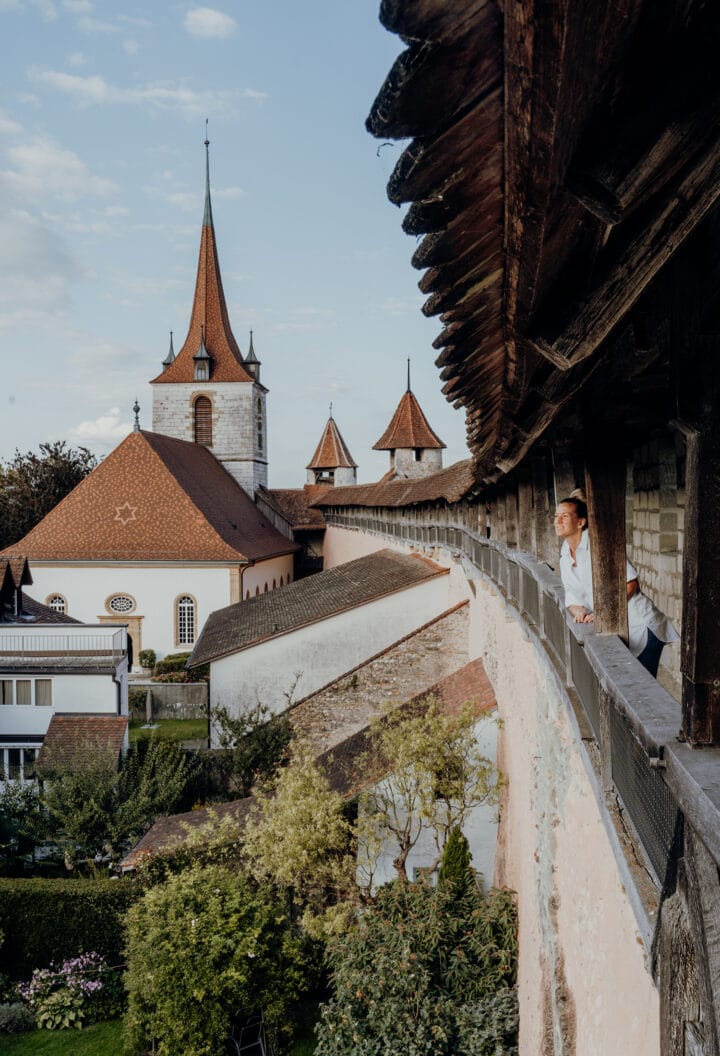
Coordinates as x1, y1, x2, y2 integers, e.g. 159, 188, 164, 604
558, 495, 588, 523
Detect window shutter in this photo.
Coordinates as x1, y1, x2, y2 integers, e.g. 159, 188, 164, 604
194, 397, 212, 446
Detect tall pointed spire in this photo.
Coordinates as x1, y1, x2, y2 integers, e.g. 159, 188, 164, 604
203, 120, 213, 229
407, 357, 411, 392
244, 328, 261, 381
133, 398, 141, 432
150, 135, 253, 386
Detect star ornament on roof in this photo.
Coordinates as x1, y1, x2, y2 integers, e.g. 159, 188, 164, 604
114, 502, 137, 526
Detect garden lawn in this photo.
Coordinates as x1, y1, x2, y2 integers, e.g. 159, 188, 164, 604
128, 718, 208, 744
1, 1019, 123, 1054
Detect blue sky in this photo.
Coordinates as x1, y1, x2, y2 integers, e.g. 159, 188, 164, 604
0, 1, 470, 487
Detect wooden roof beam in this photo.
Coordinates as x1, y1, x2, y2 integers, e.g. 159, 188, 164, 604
529, 133, 720, 372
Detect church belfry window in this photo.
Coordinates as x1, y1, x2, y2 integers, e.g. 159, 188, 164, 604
194, 396, 213, 446
176, 595, 196, 646
256, 398, 263, 453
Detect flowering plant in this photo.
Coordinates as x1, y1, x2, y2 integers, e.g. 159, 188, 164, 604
18, 952, 124, 1029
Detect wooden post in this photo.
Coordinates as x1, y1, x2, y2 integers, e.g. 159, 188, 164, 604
531, 451, 558, 567
505, 482, 519, 548
552, 445, 577, 505
680, 422, 720, 745
584, 434, 629, 643
517, 467, 533, 553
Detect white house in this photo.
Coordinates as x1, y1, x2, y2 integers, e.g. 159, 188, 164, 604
0, 555, 129, 785
188, 549, 452, 739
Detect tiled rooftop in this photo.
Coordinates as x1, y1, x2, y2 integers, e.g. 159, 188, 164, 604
3, 431, 297, 564
374, 389, 446, 451
188, 549, 448, 666
313, 459, 475, 508
257, 486, 328, 530
306, 417, 357, 469
37, 713, 128, 773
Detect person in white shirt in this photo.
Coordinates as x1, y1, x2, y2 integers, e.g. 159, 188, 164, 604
554, 496, 679, 677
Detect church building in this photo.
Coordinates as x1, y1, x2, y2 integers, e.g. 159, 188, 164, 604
2, 142, 297, 665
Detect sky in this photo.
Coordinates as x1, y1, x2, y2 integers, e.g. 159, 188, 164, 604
0, 0, 470, 487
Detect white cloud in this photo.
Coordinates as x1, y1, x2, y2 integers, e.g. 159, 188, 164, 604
0, 136, 117, 200
184, 7, 236, 38
122, 38, 139, 55
117, 13, 150, 27
65, 406, 132, 451
65, 50, 88, 66
62, 0, 92, 12
29, 67, 244, 118
215, 185, 245, 200
0, 111, 21, 134
0, 212, 80, 327
76, 15, 118, 33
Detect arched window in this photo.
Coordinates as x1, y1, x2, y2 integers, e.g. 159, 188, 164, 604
272, 579, 276, 590
255, 585, 260, 596
245, 590, 250, 600
256, 398, 263, 453
46, 594, 67, 614
176, 595, 196, 646
280, 576, 284, 587
194, 396, 212, 446
287, 572, 292, 583
263, 582, 268, 593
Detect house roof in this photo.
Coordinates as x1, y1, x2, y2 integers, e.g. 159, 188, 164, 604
306, 417, 358, 470
257, 486, 328, 530
150, 143, 254, 386
2, 431, 298, 564
19, 594, 81, 624
121, 655, 495, 869
188, 548, 448, 666
313, 459, 474, 509
373, 389, 445, 451
36, 713, 128, 774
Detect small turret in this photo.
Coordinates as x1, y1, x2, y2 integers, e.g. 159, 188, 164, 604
306, 406, 358, 486
374, 362, 445, 479
162, 331, 176, 368
244, 330, 261, 383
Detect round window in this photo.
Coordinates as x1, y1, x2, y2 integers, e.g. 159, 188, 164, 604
108, 594, 135, 614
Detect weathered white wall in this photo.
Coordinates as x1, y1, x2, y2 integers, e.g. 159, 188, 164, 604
209, 574, 451, 736
151, 380, 268, 495
393, 447, 443, 478
241, 555, 294, 599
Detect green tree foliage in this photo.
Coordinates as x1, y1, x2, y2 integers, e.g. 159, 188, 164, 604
359, 698, 499, 881
212, 702, 292, 797
438, 825, 475, 898
124, 864, 314, 1056
315, 878, 518, 1056
242, 746, 355, 936
0, 441, 97, 549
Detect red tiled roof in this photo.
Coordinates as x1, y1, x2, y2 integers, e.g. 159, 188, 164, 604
313, 459, 475, 509
258, 486, 328, 530
374, 390, 446, 451
306, 417, 357, 470
2, 431, 298, 563
37, 713, 128, 773
150, 203, 253, 385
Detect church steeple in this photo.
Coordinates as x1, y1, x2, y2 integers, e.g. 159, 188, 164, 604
150, 136, 253, 386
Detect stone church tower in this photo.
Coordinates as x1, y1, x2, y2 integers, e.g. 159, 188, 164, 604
151, 140, 267, 496
373, 364, 446, 479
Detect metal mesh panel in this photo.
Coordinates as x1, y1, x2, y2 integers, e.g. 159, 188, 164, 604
610, 706, 679, 884
522, 569, 541, 627
543, 595, 566, 666
570, 635, 600, 740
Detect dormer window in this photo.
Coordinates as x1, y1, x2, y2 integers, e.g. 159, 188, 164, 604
195, 361, 209, 381
193, 325, 211, 382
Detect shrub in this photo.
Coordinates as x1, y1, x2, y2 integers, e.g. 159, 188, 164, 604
36, 987, 85, 1030
19, 951, 125, 1030
0, 1002, 35, 1035
153, 653, 209, 682
124, 864, 316, 1056
0, 877, 140, 978
153, 652, 191, 675
128, 688, 148, 719
138, 649, 156, 670
151, 670, 190, 683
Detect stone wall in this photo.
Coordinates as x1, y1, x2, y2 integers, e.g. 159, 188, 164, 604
130, 680, 208, 721
627, 433, 685, 698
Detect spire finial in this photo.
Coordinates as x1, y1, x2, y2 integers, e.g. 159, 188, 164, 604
407, 357, 411, 392
162, 329, 176, 367
203, 120, 213, 228
133, 398, 140, 432
329, 401, 333, 419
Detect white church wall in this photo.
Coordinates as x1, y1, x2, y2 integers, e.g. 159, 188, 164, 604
241, 555, 295, 599
27, 564, 232, 661
208, 574, 451, 737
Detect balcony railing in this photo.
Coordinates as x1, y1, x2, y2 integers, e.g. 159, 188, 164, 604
0, 629, 126, 668
325, 509, 719, 898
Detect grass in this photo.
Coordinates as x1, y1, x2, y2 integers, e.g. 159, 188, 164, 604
128, 717, 208, 744
2, 1019, 124, 1055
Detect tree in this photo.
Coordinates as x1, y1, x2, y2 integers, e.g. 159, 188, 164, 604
315, 878, 518, 1056
241, 745, 355, 936
124, 864, 315, 1056
438, 825, 476, 898
211, 702, 292, 797
359, 697, 499, 882
0, 441, 97, 549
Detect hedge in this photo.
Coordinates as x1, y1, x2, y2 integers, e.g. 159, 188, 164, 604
0, 877, 141, 978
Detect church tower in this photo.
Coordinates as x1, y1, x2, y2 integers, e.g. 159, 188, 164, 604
306, 410, 357, 485
150, 138, 268, 497
373, 363, 445, 479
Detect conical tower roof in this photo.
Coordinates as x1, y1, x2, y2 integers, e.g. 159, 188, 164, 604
151, 140, 253, 385
373, 389, 446, 451
306, 415, 357, 470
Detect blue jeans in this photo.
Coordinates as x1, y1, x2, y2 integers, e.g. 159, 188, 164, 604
637, 628, 664, 678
